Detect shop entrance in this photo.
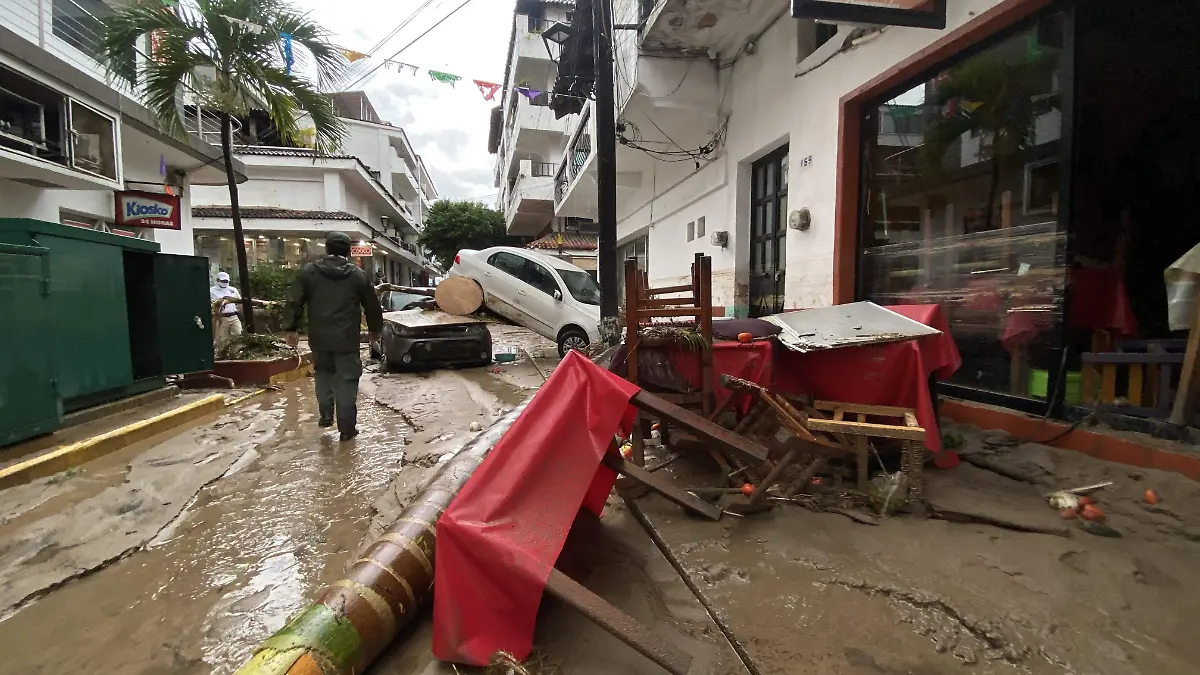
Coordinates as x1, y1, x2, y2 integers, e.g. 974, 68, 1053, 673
1065, 0, 1200, 420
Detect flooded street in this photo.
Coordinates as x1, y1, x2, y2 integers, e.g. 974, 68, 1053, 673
2, 324, 1199, 675
0, 327, 556, 675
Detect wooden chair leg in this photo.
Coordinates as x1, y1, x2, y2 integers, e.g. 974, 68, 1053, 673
855, 414, 869, 493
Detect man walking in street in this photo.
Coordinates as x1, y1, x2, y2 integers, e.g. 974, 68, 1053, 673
283, 232, 384, 441
210, 271, 243, 346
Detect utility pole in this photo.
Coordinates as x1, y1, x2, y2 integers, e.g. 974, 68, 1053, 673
592, 0, 619, 346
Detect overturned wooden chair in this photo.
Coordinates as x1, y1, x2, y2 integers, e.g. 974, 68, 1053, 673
622, 253, 714, 466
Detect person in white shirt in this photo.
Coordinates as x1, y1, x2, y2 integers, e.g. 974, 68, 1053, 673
210, 271, 243, 345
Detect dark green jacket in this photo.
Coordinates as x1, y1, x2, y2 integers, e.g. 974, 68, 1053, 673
283, 255, 384, 353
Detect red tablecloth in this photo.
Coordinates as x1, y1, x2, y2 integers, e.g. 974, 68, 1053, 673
1070, 268, 1138, 335
433, 351, 639, 665
666, 305, 959, 452
883, 304, 963, 379
668, 340, 773, 415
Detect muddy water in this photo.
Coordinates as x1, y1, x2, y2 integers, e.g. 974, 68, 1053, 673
0, 365, 533, 675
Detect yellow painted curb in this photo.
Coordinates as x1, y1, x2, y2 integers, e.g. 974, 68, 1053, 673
226, 389, 268, 408
0, 394, 227, 491
269, 363, 314, 386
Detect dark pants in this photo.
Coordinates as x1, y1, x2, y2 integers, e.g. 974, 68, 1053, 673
313, 350, 363, 434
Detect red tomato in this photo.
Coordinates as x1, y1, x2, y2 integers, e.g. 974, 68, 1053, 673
1080, 504, 1105, 521
740, 483, 755, 496
737, 332, 753, 343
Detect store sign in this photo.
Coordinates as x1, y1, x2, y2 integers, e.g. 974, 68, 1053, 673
350, 244, 374, 258
792, 0, 946, 29
114, 190, 182, 230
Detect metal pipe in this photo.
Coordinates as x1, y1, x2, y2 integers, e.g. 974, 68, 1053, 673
235, 397, 532, 675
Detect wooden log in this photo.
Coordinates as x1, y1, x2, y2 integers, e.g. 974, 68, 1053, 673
433, 276, 484, 315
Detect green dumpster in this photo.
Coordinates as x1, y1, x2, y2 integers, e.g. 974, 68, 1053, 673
0, 219, 213, 447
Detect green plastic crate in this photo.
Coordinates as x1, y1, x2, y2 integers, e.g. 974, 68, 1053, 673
1029, 369, 1081, 406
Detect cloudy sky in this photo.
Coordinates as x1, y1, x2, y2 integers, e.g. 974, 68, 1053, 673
293, 0, 517, 203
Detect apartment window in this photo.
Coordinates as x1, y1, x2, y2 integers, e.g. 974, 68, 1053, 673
70, 100, 117, 179
696, 216, 706, 239
686, 221, 695, 242
0, 67, 67, 163
53, 0, 112, 64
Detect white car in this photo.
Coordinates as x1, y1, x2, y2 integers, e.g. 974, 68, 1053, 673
448, 246, 600, 356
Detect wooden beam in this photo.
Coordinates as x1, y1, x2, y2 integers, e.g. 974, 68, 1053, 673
636, 307, 705, 318
602, 452, 723, 521
645, 284, 692, 294
639, 297, 698, 308
631, 390, 769, 463
805, 418, 926, 442
545, 568, 694, 675
813, 401, 914, 418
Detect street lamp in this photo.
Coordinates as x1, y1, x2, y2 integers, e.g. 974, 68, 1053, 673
541, 21, 575, 61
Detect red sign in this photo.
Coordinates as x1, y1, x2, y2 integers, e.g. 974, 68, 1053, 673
114, 190, 182, 230
351, 245, 374, 258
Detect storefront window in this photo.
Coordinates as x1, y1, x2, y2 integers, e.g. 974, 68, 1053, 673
859, 11, 1068, 399
194, 234, 324, 279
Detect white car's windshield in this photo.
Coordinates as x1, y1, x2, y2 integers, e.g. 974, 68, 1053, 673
558, 269, 600, 305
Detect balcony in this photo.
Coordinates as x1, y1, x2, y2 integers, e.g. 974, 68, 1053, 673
553, 107, 597, 219
639, 0, 790, 58
504, 160, 558, 236
514, 14, 562, 63
500, 92, 573, 177
391, 155, 419, 199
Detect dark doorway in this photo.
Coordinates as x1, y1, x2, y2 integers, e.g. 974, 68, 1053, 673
749, 146, 789, 317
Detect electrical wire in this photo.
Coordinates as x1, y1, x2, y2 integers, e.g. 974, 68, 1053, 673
340, 0, 479, 92
339, 0, 440, 87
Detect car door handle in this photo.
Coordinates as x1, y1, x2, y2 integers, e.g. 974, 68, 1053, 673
517, 290, 528, 296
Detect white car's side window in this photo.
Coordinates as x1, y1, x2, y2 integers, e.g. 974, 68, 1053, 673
488, 252, 524, 277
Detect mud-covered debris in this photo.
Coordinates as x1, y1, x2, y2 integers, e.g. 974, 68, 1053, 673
215, 334, 294, 361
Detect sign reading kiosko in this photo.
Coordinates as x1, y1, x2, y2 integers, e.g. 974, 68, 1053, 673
114, 190, 182, 230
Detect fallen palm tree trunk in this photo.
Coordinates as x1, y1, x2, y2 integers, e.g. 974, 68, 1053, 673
235, 397, 531, 675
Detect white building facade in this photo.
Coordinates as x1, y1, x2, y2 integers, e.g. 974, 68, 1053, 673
190, 92, 441, 285
551, 0, 1049, 317
0, 0, 238, 253
491, 0, 603, 272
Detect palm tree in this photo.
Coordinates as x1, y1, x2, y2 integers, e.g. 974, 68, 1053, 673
100, 0, 347, 332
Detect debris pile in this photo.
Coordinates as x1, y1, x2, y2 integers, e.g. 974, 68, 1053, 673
214, 333, 295, 361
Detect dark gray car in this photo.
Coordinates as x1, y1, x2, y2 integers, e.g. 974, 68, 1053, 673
371, 290, 492, 371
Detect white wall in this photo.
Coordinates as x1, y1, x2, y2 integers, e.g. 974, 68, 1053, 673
190, 173, 328, 211
613, 0, 1004, 314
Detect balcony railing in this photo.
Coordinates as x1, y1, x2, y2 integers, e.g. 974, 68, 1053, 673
52, 0, 112, 67
570, 134, 591, 180
531, 161, 556, 177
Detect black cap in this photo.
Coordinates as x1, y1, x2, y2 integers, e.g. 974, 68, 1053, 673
326, 232, 352, 247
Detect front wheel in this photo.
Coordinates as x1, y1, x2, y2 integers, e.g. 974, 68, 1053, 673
378, 329, 393, 373
557, 328, 590, 357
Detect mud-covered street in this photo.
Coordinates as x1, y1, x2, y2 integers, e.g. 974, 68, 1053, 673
0, 327, 557, 675
2, 324, 1200, 675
